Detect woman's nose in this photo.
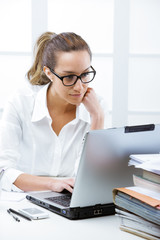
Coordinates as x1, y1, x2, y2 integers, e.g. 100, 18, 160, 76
73, 79, 83, 91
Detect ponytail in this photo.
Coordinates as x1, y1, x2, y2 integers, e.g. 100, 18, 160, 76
27, 32, 55, 85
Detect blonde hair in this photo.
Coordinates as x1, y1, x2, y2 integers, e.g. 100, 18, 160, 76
27, 31, 92, 85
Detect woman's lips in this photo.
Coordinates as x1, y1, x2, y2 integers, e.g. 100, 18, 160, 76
70, 93, 83, 97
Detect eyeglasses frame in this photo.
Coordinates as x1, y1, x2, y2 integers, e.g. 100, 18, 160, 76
48, 66, 96, 86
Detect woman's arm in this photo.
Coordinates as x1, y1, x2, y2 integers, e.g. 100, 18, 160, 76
1, 100, 74, 193
14, 173, 74, 193
82, 88, 105, 130
0, 100, 24, 191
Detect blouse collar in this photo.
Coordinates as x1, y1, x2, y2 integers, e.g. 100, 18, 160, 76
31, 83, 91, 124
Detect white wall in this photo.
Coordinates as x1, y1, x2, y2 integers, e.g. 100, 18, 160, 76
0, 0, 160, 127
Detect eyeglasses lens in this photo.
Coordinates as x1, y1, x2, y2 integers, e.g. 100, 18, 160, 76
63, 72, 94, 86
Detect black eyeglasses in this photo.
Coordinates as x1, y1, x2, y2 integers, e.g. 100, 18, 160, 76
48, 66, 96, 86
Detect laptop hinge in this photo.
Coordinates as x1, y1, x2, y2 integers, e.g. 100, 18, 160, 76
125, 124, 155, 133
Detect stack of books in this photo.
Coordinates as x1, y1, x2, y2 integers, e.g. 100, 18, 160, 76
113, 154, 160, 240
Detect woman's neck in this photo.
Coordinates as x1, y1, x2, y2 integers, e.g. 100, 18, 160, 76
47, 84, 76, 114
46, 85, 76, 135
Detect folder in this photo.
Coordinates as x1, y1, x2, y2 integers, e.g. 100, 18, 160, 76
113, 187, 160, 209
113, 186, 160, 225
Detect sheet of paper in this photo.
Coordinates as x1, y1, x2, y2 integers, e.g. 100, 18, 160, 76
127, 186, 160, 201
129, 154, 160, 174
0, 191, 26, 202
129, 154, 160, 163
137, 159, 160, 173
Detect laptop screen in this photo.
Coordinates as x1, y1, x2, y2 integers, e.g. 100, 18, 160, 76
70, 124, 160, 207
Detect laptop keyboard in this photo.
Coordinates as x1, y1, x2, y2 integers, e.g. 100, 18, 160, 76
45, 194, 71, 207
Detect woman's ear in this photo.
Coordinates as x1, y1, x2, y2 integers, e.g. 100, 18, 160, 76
43, 66, 52, 80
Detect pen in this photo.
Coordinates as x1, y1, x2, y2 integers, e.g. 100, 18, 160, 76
8, 208, 32, 221
0, 169, 5, 182
0, 169, 5, 177
7, 209, 20, 222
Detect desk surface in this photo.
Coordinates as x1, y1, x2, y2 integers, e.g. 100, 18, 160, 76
0, 192, 143, 240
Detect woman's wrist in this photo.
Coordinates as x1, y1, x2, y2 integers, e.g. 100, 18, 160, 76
90, 108, 104, 130
46, 178, 57, 191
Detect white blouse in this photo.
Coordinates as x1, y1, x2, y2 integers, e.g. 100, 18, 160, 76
0, 82, 108, 191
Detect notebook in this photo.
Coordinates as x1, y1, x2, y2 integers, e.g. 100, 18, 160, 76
0, 169, 5, 200
26, 124, 160, 220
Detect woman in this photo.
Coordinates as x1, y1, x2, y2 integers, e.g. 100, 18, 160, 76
0, 32, 108, 193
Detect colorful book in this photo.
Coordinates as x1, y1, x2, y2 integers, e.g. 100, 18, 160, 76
133, 174, 160, 193
120, 225, 159, 240
143, 170, 160, 184
115, 208, 160, 239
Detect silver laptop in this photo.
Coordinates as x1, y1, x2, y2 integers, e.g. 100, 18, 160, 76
26, 124, 160, 219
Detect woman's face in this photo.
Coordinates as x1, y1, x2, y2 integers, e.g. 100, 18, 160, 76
48, 50, 91, 106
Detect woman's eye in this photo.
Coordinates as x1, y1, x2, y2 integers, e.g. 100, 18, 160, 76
66, 75, 75, 80
82, 72, 89, 77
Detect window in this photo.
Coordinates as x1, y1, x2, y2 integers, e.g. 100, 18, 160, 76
0, 0, 32, 110
128, 0, 160, 125
0, 0, 160, 127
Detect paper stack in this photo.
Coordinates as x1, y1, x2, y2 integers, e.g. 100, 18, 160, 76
129, 154, 160, 175
113, 154, 160, 240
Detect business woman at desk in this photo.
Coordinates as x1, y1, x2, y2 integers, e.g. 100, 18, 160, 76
0, 31, 108, 193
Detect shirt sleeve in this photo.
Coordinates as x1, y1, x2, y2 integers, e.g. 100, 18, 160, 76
98, 95, 110, 129
0, 100, 24, 191
1, 168, 24, 192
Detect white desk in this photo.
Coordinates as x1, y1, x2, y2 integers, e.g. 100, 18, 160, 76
0, 192, 143, 240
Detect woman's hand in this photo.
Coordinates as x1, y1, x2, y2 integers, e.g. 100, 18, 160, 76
82, 88, 104, 130
14, 174, 75, 193
48, 177, 75, 193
